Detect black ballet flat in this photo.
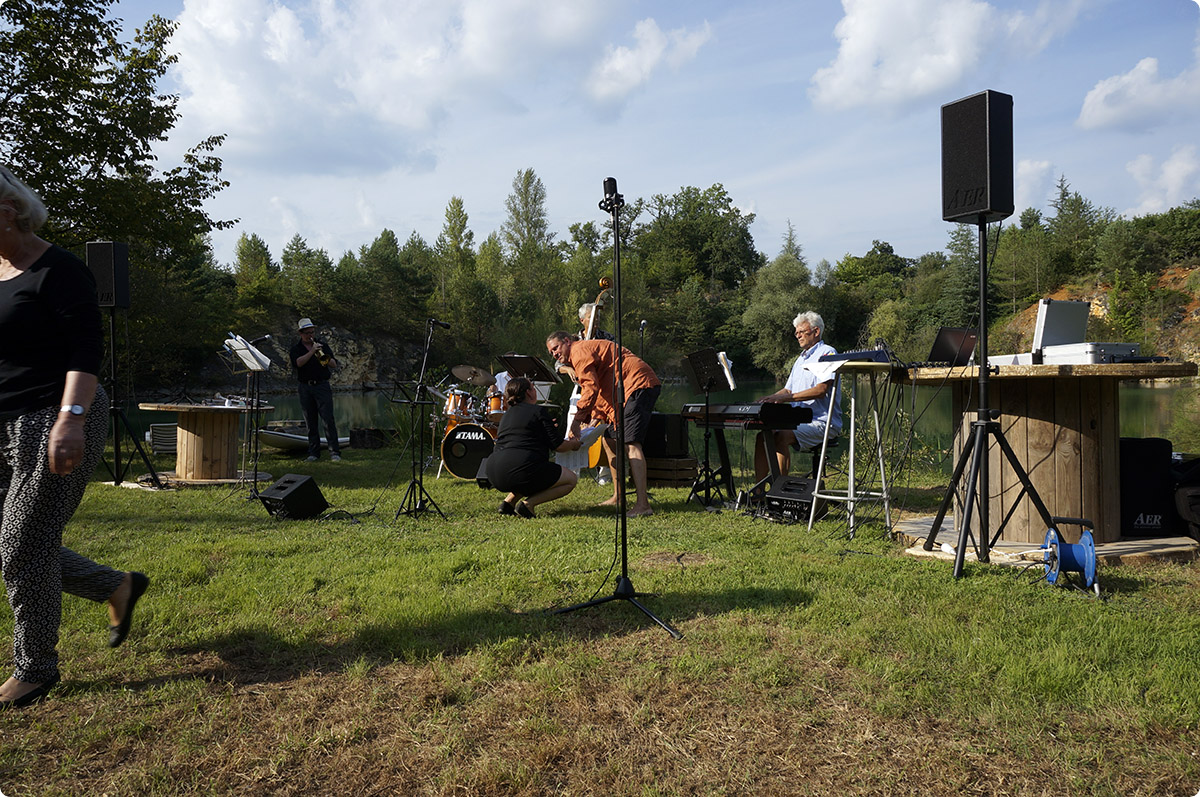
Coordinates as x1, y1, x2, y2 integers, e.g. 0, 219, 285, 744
515, 501, 536, 519
498, 500, 517, 516
108, 571, 149, 648
0, 673, 60, 709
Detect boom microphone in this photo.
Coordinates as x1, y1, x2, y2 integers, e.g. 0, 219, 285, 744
429, 318, 451, 330
250, 334, 272, 344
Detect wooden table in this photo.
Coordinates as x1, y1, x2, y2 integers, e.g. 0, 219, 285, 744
138, 402, 261, 483
896, 362, 1197, 544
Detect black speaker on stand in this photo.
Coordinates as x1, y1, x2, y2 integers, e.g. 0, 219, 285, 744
941, 89, 1014, 224
922, 90, 1087, 576
86, 241, 162, 488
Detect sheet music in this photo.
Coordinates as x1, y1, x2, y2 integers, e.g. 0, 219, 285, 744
555, 423, 608, 471
224, 333, 272, 372
717, 351, 736, 390
803, 359, 842, 382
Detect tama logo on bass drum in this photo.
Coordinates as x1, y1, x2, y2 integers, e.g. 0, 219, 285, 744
456, 430, 489, 440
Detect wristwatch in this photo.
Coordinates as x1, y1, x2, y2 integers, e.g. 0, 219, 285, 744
59, 404, 87, 417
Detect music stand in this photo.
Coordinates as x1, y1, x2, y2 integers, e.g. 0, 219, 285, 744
220, 333, 272, 497
495, 354, 560, 384
683, 347, 733, 506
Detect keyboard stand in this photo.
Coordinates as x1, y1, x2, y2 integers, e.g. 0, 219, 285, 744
808, 362, 892, 537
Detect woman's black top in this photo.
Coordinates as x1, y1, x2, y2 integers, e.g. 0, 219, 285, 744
492, 401, 564, 456
485, 401, 565, 495
0, 245, 102, 418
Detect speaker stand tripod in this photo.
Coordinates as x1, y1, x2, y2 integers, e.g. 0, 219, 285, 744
99, 306, 162, 488
554, 177, 680, 639
920, 220, 1079, 576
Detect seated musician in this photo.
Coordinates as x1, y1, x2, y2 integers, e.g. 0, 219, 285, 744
753, 311, 842, 480
487, 377, 582, 519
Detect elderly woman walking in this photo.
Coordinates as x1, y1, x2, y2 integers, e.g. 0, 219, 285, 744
0, 165, 148, 709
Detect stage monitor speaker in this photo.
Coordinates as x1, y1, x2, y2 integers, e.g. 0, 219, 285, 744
941, 89, 1013, 224
259, 473, 328, 520
1119, 437, 1174, 538
763, 476, 826, 524
644, 412, 688, 458
85, 241, 130, 308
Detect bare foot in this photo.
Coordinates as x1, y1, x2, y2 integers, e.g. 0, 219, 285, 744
627, 505, 654, 518
598, 496, 620, 507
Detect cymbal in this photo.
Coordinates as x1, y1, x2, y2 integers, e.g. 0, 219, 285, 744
451, 364, 495, 387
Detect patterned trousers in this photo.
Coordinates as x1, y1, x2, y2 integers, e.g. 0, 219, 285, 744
0, 388, 125, 683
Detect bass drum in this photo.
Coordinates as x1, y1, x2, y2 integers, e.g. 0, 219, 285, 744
441, 422, 497, 480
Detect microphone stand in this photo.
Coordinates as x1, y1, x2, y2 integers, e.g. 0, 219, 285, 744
395, 319, 445, 520
554, 177, 681, 639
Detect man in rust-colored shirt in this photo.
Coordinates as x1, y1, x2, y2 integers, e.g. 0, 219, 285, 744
546, 332, 661, 517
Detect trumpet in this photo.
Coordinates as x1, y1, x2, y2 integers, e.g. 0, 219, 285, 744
315, 343, 331, 367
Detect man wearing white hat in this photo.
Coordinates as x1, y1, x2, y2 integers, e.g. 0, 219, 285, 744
289, 318, 342, 462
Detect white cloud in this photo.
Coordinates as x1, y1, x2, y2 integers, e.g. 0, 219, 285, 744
1015, 158, 1054, 215
585, 18, 712, 109
1077, 56, 1200, 131
1124, 146, 1200, 216
169, 0, 615, 174
809, 0, 1086, 111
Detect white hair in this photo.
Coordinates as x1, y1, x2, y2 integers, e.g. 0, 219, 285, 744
792, 311, 825, 336
0, 165, 49, 233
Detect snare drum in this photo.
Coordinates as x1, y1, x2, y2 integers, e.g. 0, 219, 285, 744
486, 390, 505, 423
441, 422, 497, 480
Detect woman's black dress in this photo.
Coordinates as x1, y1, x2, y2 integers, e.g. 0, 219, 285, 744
485, 401, 564, 496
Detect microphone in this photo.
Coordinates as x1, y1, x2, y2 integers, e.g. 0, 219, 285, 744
250, 334, 272, 345
640, 320, 647, 331
429, 318, 451, 330
603, 177, 618, 198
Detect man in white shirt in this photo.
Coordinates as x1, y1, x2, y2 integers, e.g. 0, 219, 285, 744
754, 311, 842, 480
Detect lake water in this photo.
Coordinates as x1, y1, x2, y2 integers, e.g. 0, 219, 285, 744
126, 376, 1199, 462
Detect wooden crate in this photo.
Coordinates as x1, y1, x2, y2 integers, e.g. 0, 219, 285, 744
643, 456, 697, 488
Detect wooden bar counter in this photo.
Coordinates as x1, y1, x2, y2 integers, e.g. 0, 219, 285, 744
137, 402, 256, 483
896, 362, 1196, 544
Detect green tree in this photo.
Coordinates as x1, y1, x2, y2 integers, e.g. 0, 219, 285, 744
501, 168, 563, 311
0, 0, 230, 250
1046, 176, 1115, 277
2, 0, 234, 390
432, 196, 475, 312
232, 233, 281, 330
742, 222, 815, 377
280, 234, 335, 317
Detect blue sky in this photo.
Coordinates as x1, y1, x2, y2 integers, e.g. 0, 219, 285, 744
114, 0, 1200, 270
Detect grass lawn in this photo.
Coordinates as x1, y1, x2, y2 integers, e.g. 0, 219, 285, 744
1, 444, 1197, 795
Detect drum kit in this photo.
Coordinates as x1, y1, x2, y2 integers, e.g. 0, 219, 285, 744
429, 364, 506, 479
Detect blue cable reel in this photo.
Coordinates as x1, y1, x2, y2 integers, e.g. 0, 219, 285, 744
1041, 527, 1100, 597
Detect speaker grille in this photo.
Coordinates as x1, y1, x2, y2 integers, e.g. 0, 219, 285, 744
941, 90, 1014, 224
85, 241, 131, 308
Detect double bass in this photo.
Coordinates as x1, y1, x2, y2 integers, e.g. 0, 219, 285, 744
563, 278, 611, 468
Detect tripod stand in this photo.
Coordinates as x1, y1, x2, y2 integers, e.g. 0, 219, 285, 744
684, 347, 733, 507
395, 319, 446, 520
98, 306, 163, 488
921, 221, 1068, 577
554, 177, 681, 639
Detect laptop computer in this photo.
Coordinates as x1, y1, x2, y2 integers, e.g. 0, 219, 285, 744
914, 327, 978, 367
